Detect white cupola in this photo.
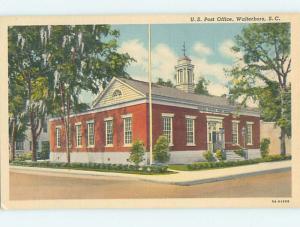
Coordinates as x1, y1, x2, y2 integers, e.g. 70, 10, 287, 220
175, 42, 195, 93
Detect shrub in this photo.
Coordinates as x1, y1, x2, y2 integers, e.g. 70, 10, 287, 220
186, 154, 291, 170
17, 152, 32, 161
234, 148, 244, 157
153, 135, 170, 163
215, 149, 225, 161
129, 140, 145, 166
203, 150, 214, 162
260, 138, 271, 158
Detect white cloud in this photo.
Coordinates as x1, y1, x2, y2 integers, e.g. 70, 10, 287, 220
192, 57, 228, 83
119, 39, 148, 81
207, 83, 229, 97
219, 39, 240, 60
193, 42, 212, 56
151, 43, 178, 82
119, 41, 233, 97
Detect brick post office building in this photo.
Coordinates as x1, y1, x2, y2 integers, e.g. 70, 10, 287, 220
49, 54, 261, 164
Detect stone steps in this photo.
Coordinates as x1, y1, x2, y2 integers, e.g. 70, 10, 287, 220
225, 151, 245, 161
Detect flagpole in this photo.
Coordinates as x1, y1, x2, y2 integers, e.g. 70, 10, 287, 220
148, 24, 153, 166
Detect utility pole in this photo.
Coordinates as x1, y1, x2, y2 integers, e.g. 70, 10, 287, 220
148, 24, 153, 165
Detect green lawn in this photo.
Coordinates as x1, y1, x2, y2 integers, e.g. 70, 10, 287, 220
168, 165, 190, 171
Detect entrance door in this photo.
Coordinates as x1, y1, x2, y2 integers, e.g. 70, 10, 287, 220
207, 120, 223, 152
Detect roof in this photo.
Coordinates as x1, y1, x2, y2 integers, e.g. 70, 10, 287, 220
118, 77, 259, 114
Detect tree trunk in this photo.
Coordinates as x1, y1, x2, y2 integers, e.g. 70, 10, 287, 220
280, 127, 286, 156
65, 114, 70, 163
31, 119, 37, 162
9, 120, 17, 162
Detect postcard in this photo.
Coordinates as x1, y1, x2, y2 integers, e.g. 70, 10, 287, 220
0, 14, 299, 209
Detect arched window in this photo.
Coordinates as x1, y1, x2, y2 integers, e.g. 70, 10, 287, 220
112, 89, 122, 98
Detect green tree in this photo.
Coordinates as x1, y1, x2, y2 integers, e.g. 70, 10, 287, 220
194, 77, 210, 95
226, 23, 291, 155
8, 77, 27, 161
153, 135, 170, 163
156, 77, 174, 87
47, 25, 133, 163
8, 26, 50, 161
129, 140, 145, 166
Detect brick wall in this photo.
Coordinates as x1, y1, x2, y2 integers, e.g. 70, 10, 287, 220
50, 102, 260, 154
152, 104, 260, 151
50, 103, 149, 153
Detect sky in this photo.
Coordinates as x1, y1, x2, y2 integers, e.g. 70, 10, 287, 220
81, 23, 246, 104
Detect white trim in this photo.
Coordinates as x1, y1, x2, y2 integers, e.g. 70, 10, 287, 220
75, 122, 82, 126
232, 120, 239, 145
55, 127, 61, 148
232, 120, 240, 123
185, 115, 197, 119
105, 119, 114, 147
152, 98, 198, 110
87, 121, 95, 148
104, 117, 113, 121
123, 117, 132, 146
75, 124, 82, 148
162, 113, 174, 117
49, 96, 259, 122
186, 117, 195, 146
121, 113, 132, 119
246, 123, 253, 145
206, 115, 224, 121
199, 111, 229, 116
91, 77, 146, 108
162, 115, 173, 146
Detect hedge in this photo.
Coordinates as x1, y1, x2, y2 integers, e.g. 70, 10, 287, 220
187, 155, 291, 171
10, 161, 169, 174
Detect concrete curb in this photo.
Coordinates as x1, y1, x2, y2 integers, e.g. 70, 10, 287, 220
151, 167, 291, 186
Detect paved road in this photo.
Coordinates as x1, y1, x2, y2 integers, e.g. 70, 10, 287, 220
10, 169, 291, 200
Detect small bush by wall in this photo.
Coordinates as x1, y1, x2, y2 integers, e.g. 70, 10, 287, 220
129, 140, 145, 166
153, 135, 170, 163
215, 149, 225, 161
203, 150, 214, 162
260, 138, 271, 158
233, 148, 244, 157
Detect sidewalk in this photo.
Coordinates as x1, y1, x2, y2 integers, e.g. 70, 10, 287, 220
10, 160, 291, 186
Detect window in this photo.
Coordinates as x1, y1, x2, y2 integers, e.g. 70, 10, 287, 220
112, 89, 122, 98
246, 123, 253, 145
232, 121, 239, 145
87, 121, 95, 147
186, 116, 195, 145
15, 140, 24, 150
123, 117, 132, 145
162, 114, 174, 145
75, 123, 82, 147
55, 127, 61, 148
105, 119, 113, 146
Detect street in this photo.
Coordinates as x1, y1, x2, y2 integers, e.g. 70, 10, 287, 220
10, 169, 291, 200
